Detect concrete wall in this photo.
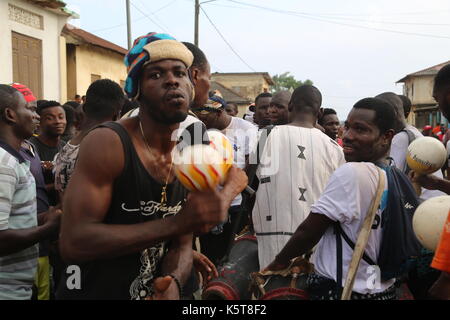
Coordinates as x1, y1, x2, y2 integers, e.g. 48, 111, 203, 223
70, 44, 126, 97
211, 74, 270, 101
0, 0, 69, 100
403, 76, 435, 105
66, 44, 77, 101
402, 75, 439, 127
59, 35, 67, 103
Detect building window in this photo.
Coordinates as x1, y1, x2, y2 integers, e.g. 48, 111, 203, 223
91, 74, 101, 83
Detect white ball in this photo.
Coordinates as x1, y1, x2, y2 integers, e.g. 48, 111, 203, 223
406, 136, 447, 174
174, 144, 229, 191
413, 196, 450, 251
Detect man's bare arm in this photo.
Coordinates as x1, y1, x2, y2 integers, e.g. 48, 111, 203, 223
0, 211, 60, 256
266, 213, 334, 270
60, 128, 246, 263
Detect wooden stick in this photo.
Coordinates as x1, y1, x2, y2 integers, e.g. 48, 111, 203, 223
341, 168, 386, 300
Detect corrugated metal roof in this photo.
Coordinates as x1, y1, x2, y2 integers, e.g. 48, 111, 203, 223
397, 60, 450, 83
63, 24, 128, 56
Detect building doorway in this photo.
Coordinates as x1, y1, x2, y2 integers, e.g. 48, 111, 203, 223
11, 31, 43, 99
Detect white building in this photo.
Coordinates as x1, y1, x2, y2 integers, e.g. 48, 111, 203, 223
0, 0, 77, 101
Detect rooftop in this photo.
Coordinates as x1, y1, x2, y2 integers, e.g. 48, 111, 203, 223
212, 72, 274, 85
397, 60, 450, 83
28, 0, 79, 18
63, 24, 128, 56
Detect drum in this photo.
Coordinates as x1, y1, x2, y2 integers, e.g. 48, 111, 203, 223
202, 234, 259, 300
250, 257, 313, 300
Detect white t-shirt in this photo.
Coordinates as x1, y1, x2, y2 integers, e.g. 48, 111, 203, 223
243, 110, 256, 126
253, 125, 345, 268
311, 162, 396, 294
223, 117, 258, 206
390, 125, 445, 201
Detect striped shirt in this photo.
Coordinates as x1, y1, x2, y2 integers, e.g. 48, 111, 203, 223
0, 141, 38, 300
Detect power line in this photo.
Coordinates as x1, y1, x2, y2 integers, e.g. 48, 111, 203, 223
225, 1, 450, 18
91, 0, 176, 33
226, 0, 450, 40
200, 6, 256, 72
208, 2, 450, 26
136, 0, 173, 33
153, 0, 179, 14
130, 1, 169, 33
91, 16, 147, 33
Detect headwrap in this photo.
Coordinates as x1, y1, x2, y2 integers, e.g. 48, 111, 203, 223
10, 83, 36, 102
192, 95, 227, 114
123, 32, 194, 99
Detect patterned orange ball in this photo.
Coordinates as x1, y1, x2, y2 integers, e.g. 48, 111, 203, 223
174, 144, 230, 192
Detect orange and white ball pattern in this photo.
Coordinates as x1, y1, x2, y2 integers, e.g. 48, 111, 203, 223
207, 130, 234, 182
174, 144, 231, 192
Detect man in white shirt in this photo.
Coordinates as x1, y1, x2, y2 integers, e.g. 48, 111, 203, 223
193, 95, 257, 265
264, 97, 399, 300
376, 92, 445, 202
253, 85, 345, 268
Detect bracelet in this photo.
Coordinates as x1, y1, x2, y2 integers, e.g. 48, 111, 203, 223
168, 274, 183, 299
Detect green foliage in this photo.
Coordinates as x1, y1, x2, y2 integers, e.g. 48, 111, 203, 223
271, 72, 313, 93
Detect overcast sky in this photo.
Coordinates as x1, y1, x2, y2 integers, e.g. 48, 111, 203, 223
64, 0, 450, 119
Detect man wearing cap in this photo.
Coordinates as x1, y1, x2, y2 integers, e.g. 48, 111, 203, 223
57, 33, 247, 300
193, 95, 257, 265
0, 84, 61, 300
422, 125, 433, 136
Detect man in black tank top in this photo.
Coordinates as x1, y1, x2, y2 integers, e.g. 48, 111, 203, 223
57, 33, 247, 300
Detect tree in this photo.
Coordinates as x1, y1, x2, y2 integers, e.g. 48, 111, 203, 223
271, 72, 313, 93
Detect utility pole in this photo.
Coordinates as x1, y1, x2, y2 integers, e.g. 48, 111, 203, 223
126, 0, 132, 50
194, 0, 199, 46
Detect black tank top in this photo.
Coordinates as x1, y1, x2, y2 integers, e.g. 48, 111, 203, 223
57, 122, 188, 300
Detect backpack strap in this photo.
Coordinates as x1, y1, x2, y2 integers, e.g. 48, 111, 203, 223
335, 224, 376, 266
401, 128, 417, 175
335, 224, 343, 298
340, 167, 386, 300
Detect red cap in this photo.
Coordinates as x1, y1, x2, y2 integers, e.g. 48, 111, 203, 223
423, 125, 432, 130
10, 83, 36, 102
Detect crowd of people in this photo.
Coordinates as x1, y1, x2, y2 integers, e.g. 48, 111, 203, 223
0, 31, 449, 300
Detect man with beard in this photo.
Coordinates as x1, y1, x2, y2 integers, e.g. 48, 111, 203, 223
57, 32, 247, 300
120, 41, 221, 290
0, 84, 61, 299
264, 97, 401, 300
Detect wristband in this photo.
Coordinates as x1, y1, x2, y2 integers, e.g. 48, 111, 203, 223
168, 274, 183, 299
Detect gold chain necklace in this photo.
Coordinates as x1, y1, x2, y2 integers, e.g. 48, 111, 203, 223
138, 119, 173, 206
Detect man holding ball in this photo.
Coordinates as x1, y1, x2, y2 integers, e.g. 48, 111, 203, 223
412, 64, 450, 300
